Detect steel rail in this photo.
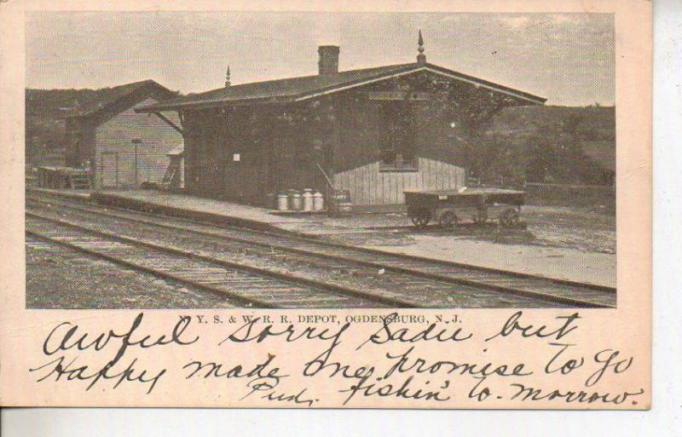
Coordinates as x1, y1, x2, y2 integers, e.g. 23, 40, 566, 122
26, 211, 412, 308
27, 192, 615, 293
27, 193, 614, 308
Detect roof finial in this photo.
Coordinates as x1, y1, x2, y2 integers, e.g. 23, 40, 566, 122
225, 65, 231, 87
417, 29, 426, 65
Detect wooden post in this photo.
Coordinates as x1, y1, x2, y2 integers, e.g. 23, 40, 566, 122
265, 106, 276, 200
132, 139, 141, 188
328, 97, 341, 201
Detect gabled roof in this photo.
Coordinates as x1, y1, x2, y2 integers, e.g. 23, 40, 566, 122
136, 62, 546, 113
70, 79, 177, 118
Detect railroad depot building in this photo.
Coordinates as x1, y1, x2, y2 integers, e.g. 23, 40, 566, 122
65, 80, 182, 189
137, 36, 545, 208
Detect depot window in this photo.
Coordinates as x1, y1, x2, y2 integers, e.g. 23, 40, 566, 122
379, 102, 418, 172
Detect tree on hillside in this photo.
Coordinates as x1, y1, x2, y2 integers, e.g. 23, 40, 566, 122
472, 110, 614, 186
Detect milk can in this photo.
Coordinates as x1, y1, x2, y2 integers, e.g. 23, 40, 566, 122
312, 191, 324, 211
288, 190, 302, 211
277, 193, 289, 211
302, 188, 314, 212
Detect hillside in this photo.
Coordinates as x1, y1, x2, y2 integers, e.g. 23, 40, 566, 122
470, 105, 615, 185
489, 105, 614, 140
25, 89, 74, 165
25, 88, 129, 166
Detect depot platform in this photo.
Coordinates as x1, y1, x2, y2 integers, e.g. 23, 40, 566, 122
27, 187, 92, 201
93, 190, 306, 232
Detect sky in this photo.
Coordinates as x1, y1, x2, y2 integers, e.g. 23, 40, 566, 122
25, 12, 614, 106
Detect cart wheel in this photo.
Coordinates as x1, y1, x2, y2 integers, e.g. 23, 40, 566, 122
500, 208, 520, 227
410, 209, 431, 228
439, 211, 458, 228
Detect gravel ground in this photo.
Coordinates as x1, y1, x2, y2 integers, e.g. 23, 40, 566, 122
26, 237, 237, 309
522, 206, 615, 254
279, 205, 616, 287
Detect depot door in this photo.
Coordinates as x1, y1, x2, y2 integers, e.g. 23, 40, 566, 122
221, 109, 270, 206
223, 148, 268, 205
196, 134, 225, 199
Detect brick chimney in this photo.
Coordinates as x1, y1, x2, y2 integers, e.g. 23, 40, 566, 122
318, 45, 340, 75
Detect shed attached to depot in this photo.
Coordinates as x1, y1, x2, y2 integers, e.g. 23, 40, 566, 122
65, 79, 183, 189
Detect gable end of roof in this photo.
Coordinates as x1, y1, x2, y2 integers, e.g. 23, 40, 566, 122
136, 62, 546, 112
71, 80, 178, 120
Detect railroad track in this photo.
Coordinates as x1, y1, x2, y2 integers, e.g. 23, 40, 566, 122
26, 234, 242, 309
25, 207, 549, 308
26, 193, 616, 308
26, 215, 394, 309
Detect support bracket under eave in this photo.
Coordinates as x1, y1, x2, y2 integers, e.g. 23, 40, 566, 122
151, 112, 184, 135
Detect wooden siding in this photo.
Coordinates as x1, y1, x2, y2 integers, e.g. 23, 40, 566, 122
333, 157, 465, 206
93, 97, 181, 189
180, 70, 495, 206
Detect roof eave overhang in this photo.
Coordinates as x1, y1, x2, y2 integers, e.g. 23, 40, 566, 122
135, 95, 293, 113
136, 63, 546, 112
291, 65, 546, 105
423, 64, 547, 105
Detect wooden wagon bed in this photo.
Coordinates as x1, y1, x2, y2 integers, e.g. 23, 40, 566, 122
404, 187, 525, 227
